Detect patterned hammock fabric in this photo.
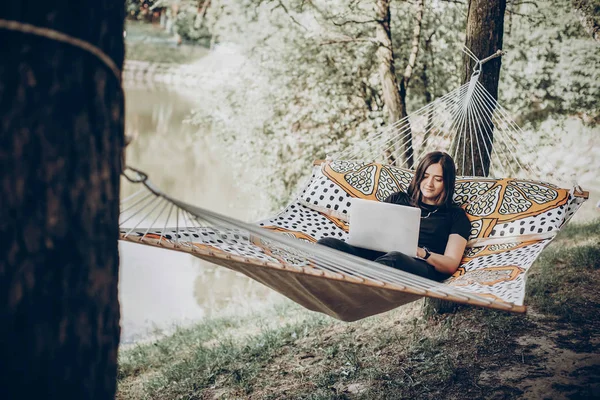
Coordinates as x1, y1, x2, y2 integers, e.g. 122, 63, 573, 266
119, 159, 586, 321
259, 160, 584, 305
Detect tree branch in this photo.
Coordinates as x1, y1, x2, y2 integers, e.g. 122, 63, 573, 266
331, 18, 381, 27
440, 0, 466, 4
272, 0, 309, 31
194, 0, 211, 30
319, 36, 378, 45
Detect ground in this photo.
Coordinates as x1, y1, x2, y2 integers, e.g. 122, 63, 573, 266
117, 219, 600, 399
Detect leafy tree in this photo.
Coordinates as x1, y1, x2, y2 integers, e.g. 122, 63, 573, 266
191, 0, 467, 210
502, 0, 600, 126
186, 0, 597, 211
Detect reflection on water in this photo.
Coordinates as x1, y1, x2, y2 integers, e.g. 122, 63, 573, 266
119, 87, 283, 344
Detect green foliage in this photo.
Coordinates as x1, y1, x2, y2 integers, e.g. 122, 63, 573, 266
184, 0, 598, 210
174, 7, 212, 45
126, 0, 160, 21
125, 20, 210, 62
190, 0, 468, 210
502, 0, 600, 126
555, 217, 600, 239
118, 303, 329, 398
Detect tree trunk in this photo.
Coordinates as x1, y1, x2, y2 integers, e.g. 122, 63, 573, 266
374, 0, 425, 168
452, 0, 506, 177
427, 0, 505, 315
421, 31, 435, 147
400, 0, 425, 164
375, 0, 412, 167
0, 2, 124, 399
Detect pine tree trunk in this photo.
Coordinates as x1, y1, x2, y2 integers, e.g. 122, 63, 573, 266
452, 0, 506, 177
0, 2, 124, 399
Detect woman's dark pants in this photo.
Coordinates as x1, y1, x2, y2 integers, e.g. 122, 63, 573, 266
317, 237, 448, 282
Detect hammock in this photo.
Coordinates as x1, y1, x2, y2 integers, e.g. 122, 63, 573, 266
119, 50, 589, 322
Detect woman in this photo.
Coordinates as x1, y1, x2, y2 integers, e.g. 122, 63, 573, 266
317, 151, 470, 281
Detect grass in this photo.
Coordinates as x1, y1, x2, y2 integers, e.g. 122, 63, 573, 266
118, 218, 600, 399
118, 304, 331, 399
526, 219, 600, 322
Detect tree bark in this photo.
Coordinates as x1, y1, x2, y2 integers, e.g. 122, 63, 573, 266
452, 0, 506, 177
427, 0, 505, 315
399, 0, 425, 166
421, 30, 435, 147
0, 2, 124, 399
374, 0, 424, 168
375, 0, 411, 167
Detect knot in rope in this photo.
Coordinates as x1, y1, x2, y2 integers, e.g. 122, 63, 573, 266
462, 46, 506, 75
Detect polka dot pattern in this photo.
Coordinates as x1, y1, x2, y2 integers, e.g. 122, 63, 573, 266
257, 202, 348, 241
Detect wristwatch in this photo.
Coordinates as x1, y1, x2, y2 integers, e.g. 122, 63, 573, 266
422, 247, 431, 260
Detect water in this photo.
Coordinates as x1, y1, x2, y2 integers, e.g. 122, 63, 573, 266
119, 87, 283, 344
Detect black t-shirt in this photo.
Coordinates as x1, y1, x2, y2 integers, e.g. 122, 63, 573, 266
384, 191, 471, 255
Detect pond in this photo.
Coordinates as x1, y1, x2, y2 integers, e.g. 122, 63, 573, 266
119, 86, 284, 344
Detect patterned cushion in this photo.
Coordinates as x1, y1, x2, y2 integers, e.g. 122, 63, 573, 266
459, 178, 571, 242
298, 160, 413, 222
257, 201, 348, 243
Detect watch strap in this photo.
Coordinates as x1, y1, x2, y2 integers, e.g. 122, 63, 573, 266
423, 247, 431, 260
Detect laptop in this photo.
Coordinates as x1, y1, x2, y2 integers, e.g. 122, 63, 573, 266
347, 198, 421, 257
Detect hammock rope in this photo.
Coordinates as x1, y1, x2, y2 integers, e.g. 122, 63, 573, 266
335, 48, 571, 187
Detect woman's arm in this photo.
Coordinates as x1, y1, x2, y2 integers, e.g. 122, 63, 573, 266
417, 234, 467, 275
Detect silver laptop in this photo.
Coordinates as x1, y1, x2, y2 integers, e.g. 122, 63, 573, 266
347, 198, 421, 256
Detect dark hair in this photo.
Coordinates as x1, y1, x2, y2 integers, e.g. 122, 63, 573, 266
407, 151, 456, 207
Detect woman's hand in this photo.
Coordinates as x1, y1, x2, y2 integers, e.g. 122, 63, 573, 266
421, 234, 468, 275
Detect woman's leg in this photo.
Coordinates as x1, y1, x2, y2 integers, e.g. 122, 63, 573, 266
316, 237, 384, 261
374, 252, 449, 281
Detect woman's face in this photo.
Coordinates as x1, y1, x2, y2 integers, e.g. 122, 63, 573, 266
419, 163, 445, 204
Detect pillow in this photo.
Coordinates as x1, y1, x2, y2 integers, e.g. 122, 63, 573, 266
453, 178, 499, 207
460, 178, 571, 242
298, 163, 353, 221
298, 160, 414, 222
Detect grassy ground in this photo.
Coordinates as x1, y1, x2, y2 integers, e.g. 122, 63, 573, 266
125, 20, 208, 64
117, 218, 600, 399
